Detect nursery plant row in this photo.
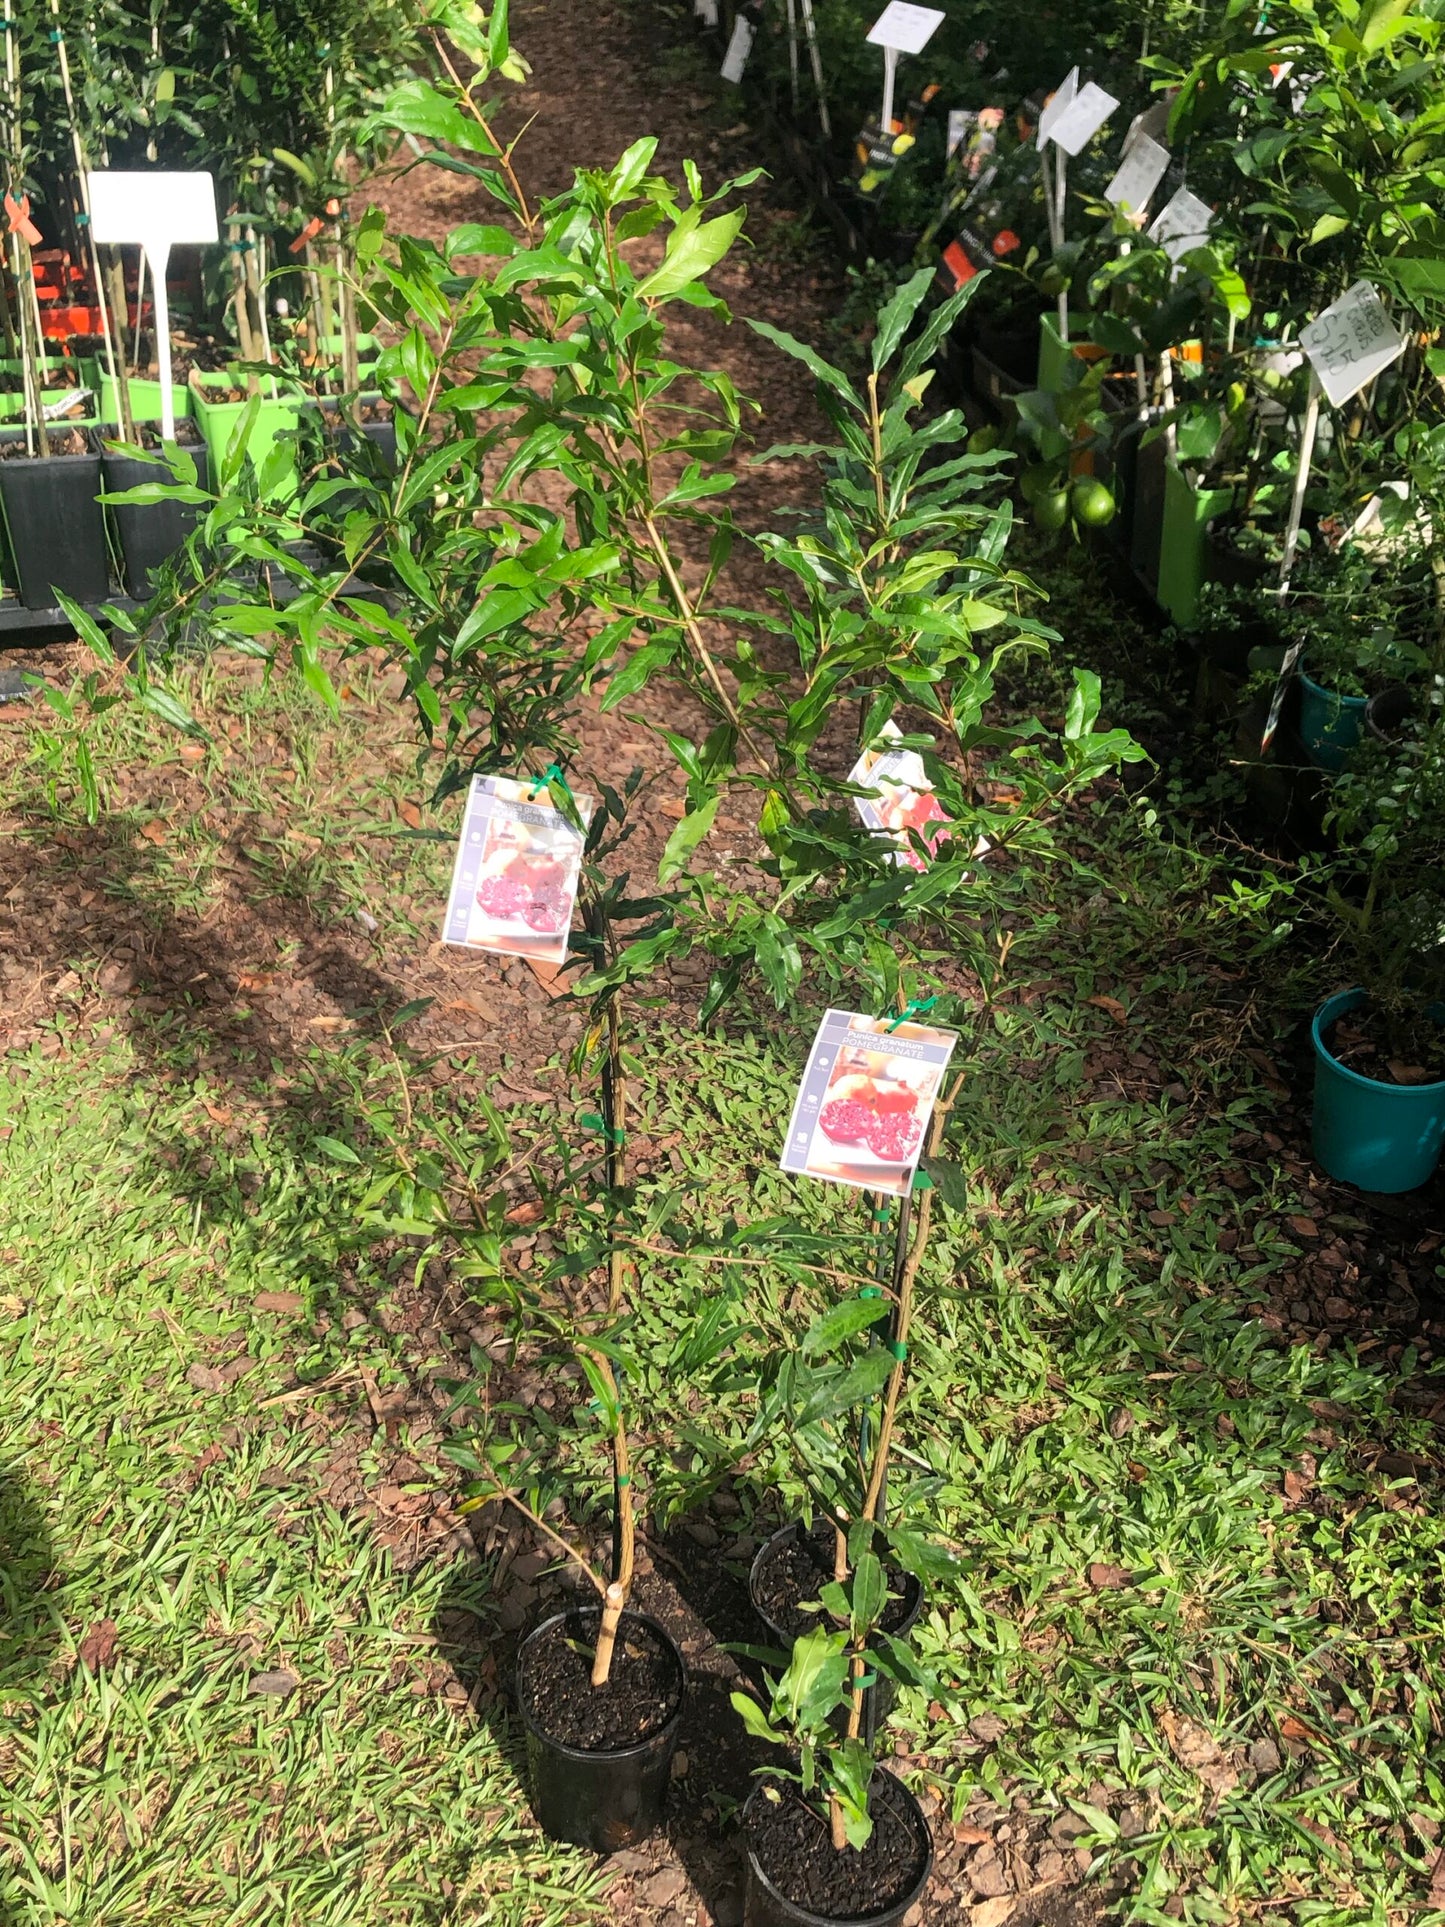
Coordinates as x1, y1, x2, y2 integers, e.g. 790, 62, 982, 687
0, 0, 452, 622
687, 0, 1445, 1194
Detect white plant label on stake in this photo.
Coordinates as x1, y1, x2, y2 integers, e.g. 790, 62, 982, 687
1037, 66, 1079, 146
1106, 132, 1169, 221
867, 2, 943, 131
1299, 279, 1407, 410
1048, 81, 1118, 156
720, 14, 754, 83
866, 1, 944, 53
87, 171, 218, 441
781, 1008, 957, 1199
1123, 98, 1171, 154
1147, 185, 1213, 263
694, 0, 718, 23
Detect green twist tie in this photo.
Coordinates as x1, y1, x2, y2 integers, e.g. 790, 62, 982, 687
860, 1286, 882, 1300
579, 1111, 625, 1147
889, 1340, 907, 1361
887, 995, 938, 1031
529, 762, 572, 800
616, 1473, 631, 1487
912, 1168, 934, 1193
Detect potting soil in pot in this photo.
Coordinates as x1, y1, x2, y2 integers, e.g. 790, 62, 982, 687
747, 1779, 928, 1918
753, 1525, 916, 1640
0, 427, 90, 458
518, 1611, 680, 1749
1325, 1003, 1445, 1085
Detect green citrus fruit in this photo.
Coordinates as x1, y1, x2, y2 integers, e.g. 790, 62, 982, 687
1070, 478, 1117, 528
1032, 487, 1071, 533
1040, 265, 1070, 298
1020, 463, 1056, 506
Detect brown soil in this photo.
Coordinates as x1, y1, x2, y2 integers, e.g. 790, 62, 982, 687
751, 1523, 920, 1641
518, 1609, 682, 1749
745, 1774, 928, 1919
1325, 1001, 1445, 1086
0, 426, 92, 458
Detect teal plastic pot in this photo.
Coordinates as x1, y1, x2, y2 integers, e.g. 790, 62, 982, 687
1298, 674, 1368, 772
1311, 989, 1445, 1192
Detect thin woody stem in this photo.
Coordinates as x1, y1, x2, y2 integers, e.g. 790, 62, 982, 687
861, 1072, 963, 1528
466, 1486, 607, 1597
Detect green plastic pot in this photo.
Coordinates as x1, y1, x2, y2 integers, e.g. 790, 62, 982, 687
98, 372, 192, 426
1312, 989, 1445, 1192
190, 375, 301, 501
1297, 673, 1368, 772
1035, 312, 1106, 395
1156, 461, 1236, 630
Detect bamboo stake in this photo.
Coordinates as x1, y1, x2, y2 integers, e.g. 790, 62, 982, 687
3, 0, 46, 457
48, 0, 131, 440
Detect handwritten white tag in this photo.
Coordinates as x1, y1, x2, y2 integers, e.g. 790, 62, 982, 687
1048, 81, 1118, 155
1037, 67, 1079, 146
1300, 280, 1407, 409
1148, 186, 1213, 263
1106, 133, 1169, 220
720, 14, 754, 82
866, 1, 945, 53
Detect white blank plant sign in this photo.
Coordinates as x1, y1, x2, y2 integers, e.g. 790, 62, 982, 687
866, 2, 944, 52
88, 170, 219, 439
1106, 133, 1170, 220
1047, 81, 1118, 155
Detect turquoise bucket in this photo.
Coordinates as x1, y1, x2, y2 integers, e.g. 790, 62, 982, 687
1298, 673, 1368, 771
1311, 988, 1445, 1192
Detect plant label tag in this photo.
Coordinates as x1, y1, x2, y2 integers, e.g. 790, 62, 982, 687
1048, 81, 1118, 155
1122, 98, 1171, 154
1300, 280, 1406, 409
1036, 67, 1079, 146
946, 109, 974, 158
694, 0, 718, 22
1147, 185, 1213, 262
781, 1009, 957, 1199
87, 170, 218, 440
721, 14, 754, 82
847, 720, 988, 873
1106, 133, 1169, 221
442, 774, 592, 967
866, 1, 944, 53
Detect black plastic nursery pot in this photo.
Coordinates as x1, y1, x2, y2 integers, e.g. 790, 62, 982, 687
100, 434, 211, 600
1366, 683, 1415, 745
741, 1772, 934, 1927
0, 429, 110, 609
515, 1606, 685, 1853
748, 1522, 922, 1735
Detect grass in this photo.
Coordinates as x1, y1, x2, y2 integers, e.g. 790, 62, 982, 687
0, 662, 602, 1927
1, 635, 1443, 1927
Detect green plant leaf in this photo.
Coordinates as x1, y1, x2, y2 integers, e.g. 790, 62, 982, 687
636, 210, 744, 301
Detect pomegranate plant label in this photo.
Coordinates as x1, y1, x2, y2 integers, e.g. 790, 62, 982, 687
847, 720, 950, 872
781, 1010, 957, 1199
443, 775, 592, 966
1300, 280, 1406, 410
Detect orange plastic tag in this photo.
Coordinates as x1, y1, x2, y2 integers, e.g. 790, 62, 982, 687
288, 215, 324, 255
4, 195, 41, 246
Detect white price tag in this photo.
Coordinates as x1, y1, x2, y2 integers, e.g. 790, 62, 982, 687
1300, 280, 1407, 410
1148, 186, 1213, 263
1048, 81, 1118, 156
720, 13, 754, 82
946, 109, 974, 158
1106, 133, 1169, 220
866, 1, 945, 53
1037, 67, 1079, 146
